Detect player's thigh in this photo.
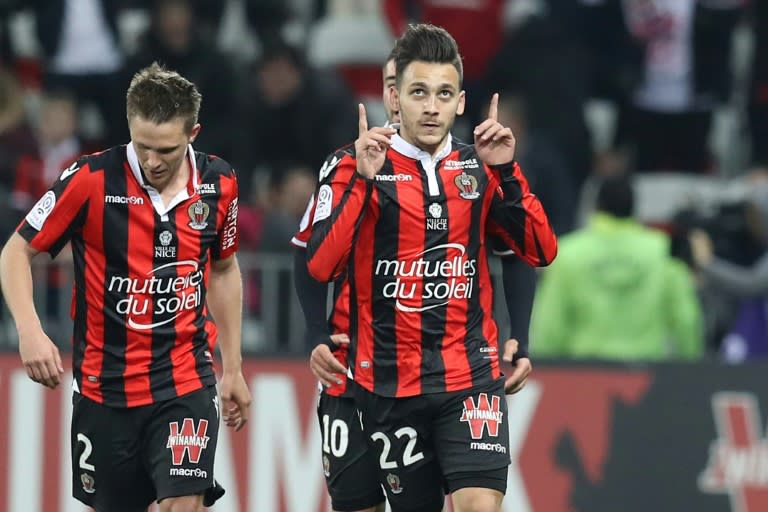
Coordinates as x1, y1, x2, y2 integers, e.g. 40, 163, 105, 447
433, 378, 511, 495
318, 393, 386, 511
71, 392, 154, 511
353, 384, 445, 512
144, 386, 225, 507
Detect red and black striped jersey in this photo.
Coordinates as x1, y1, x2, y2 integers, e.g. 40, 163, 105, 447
292, 158, 353, 397
307, 134, 557, 398
17, 143, 239, 407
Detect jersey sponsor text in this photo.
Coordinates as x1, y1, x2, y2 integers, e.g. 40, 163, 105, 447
108, 260, 203, 330
376, 243, 477, 312
167, 418, 210, 465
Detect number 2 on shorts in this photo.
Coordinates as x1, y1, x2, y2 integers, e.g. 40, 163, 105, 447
77, 433, 95, 471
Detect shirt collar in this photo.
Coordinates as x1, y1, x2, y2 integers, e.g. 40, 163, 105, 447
390, 132, 453, 163
126, 142, 199, 193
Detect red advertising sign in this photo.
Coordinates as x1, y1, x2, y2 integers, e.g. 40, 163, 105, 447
1, 355, 766, 512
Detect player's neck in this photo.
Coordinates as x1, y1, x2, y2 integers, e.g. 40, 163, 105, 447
397, 131, 451, 159
157, 160, 190, 206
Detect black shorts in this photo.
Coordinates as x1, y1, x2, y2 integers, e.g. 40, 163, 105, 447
71, 386, 224, 511
318, 391, 385, 511
353, 378, 511, 512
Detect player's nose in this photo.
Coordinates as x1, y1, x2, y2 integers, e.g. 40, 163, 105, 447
145, 151, 161, 169
423, 95, 438, 113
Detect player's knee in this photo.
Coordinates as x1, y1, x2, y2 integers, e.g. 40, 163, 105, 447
451, 488, 503, 512
158, 495, 204, 512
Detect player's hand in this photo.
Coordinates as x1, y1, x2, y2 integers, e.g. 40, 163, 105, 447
18, 329, 64, 389
219, 371, 251, 431
474, 93, 516, 165
501, 338, 532, 394
310, 333, 349, 387
355, 103, 396, 179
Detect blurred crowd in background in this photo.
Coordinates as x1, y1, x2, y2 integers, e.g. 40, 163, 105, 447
1, 0, 768, 362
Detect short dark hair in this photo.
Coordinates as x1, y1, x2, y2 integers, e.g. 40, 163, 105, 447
385, 46, 399, 66
596, 174, 635, 218
126, 62, 201, 133
393, 24, 463, 87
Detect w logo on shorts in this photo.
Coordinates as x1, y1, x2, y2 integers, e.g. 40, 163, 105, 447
167, 418, 210, 465
460, 393, 503, 439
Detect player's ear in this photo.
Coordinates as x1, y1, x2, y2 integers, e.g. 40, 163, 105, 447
456, 90, 465, 116
189, 123, 201, 143
389, 86, 400, 113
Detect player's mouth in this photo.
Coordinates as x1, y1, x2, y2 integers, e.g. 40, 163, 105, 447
420, 121, 440, 131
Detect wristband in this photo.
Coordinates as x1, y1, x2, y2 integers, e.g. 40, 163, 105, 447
318, 337, 340, 352
489, 160, 517, 180
512, 346, 529, 363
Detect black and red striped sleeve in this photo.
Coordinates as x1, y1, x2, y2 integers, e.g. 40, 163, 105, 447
17, 157, 92, 257
213, 165, 239, 260
486, 160, 557, 267
291, 193, 315, 249
306, 155, 370, 282
293, 149, 350, 249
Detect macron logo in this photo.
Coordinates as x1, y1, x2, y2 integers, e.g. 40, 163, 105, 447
105, 195, 144, 205
375, 174, 413, 182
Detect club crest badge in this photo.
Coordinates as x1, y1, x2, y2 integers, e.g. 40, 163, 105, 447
81, 473, 95, 494
188, 200, 210, 230
454, 172, 480, 200
386, 473, 403, 494
323, 455, 331, 477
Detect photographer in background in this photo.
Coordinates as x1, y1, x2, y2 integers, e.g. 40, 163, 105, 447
690, 178, 768, 361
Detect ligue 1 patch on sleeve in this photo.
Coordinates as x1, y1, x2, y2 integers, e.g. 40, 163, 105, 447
313, 185, 333, 224
25, 191, 56, 230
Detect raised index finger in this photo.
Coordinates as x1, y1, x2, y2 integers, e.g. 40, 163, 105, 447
358, 103, 368, 135
488, 93, 499, 122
